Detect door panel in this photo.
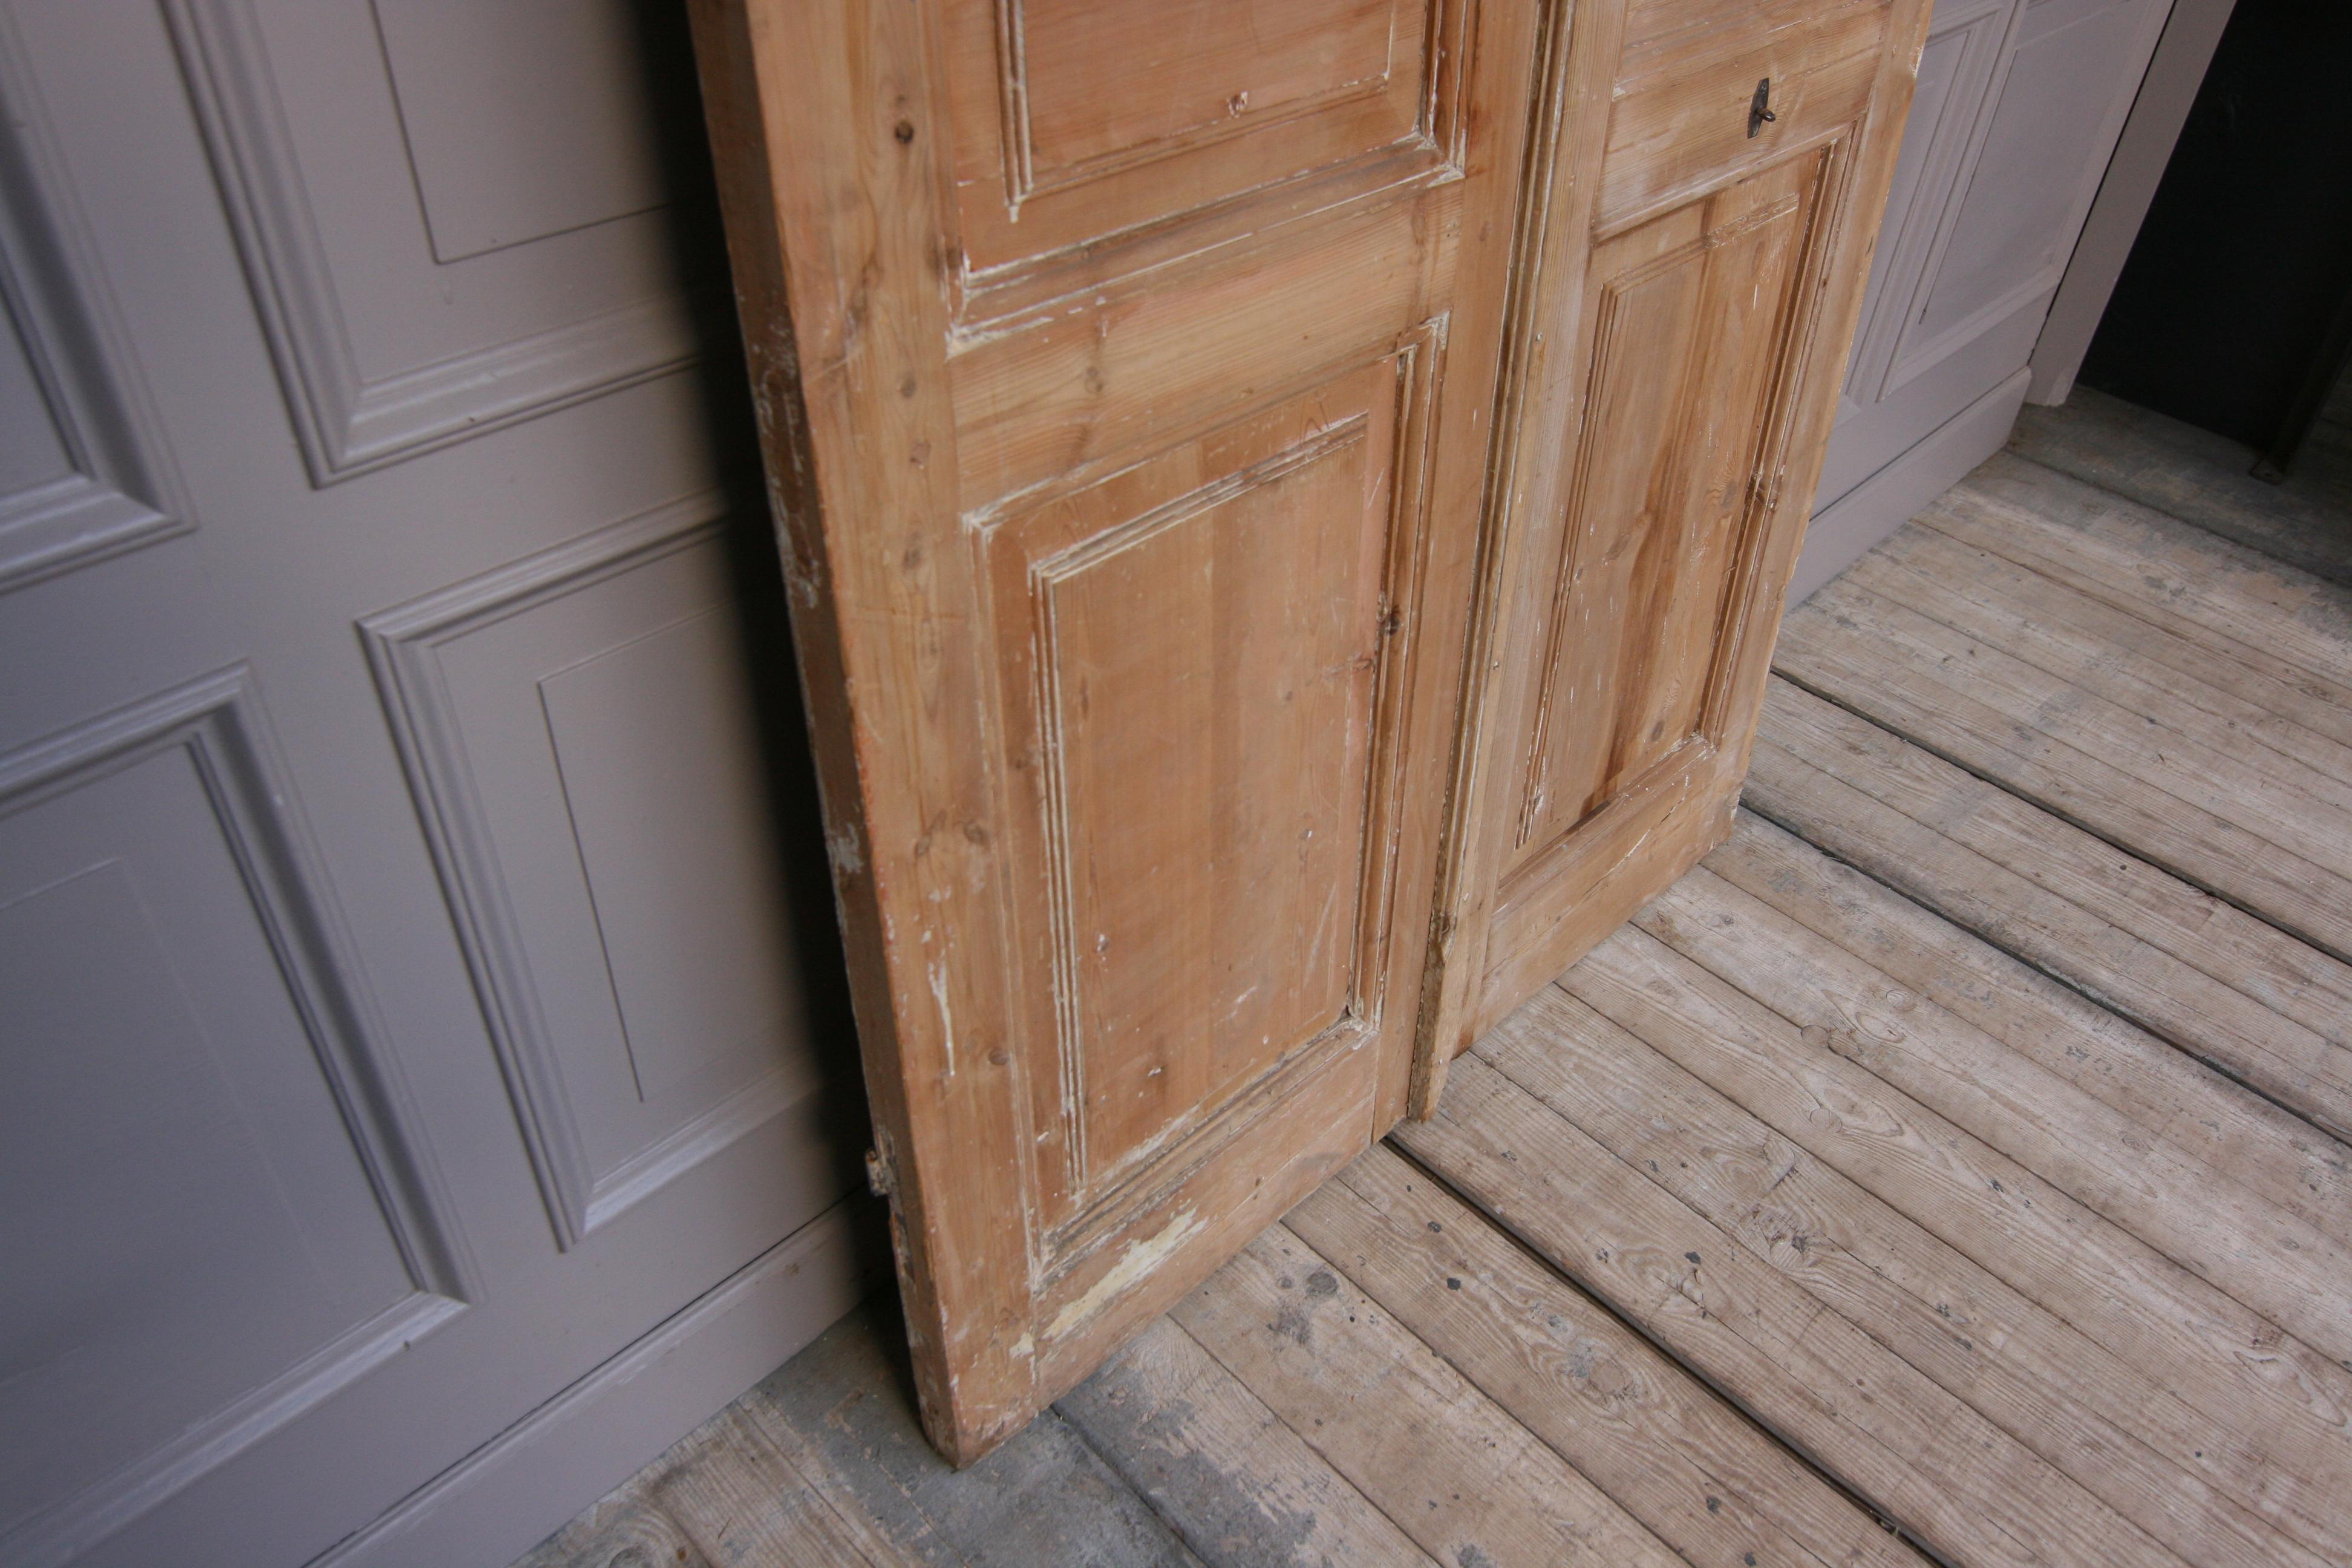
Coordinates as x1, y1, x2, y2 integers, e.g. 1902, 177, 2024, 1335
1513, 154, 1828, 856
983, 356, 1410, 1221
940, 0, 1463, 309
361, 507, 835, 1250
1416, 0, 1931, 1088
0, 677, 460, 1566
1901, 0, 2160, 356
167, 0, 699, 482
1601, 0, 1884, 225
690, 0, 1537, 1460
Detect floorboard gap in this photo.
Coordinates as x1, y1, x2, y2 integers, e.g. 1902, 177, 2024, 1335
1730, 787, 2347, 1149
1761, 664, 2352, 971
1374, 1130, 1940, 1568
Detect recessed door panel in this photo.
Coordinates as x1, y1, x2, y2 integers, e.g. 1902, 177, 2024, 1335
0, 677, 463, 1566
940, 0, 1463, 302
984, 357, 1413, 1225
1515, 154, 1825, 855
1600, 0, 1886, 226
1019, 0, 1400, 178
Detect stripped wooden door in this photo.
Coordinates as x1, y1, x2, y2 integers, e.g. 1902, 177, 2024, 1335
1416, 0, 1934, 1093
688, 0, 1542, 1460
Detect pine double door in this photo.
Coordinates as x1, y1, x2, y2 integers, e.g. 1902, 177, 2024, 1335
691, 0, 1930, 1462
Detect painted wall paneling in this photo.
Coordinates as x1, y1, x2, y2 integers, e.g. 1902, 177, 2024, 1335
1791, 0, 2177, 601
0, 3, 869, 1566
0, 5, 188, 590
2025, 0, 2235, 403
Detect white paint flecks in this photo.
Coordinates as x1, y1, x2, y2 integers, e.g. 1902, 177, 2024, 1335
825, 817, 865, 880
1044, 1208, 1204, 1342
929, 960, 957, 1078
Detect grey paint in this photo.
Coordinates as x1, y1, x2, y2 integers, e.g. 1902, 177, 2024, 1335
0, 9, 187, 592
168, 0, 698, 482
1796, 0, 2175, 597
0, 2, 867, 1566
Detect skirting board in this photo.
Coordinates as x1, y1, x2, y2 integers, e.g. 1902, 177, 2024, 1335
1789, 367, 2032, 605
315, 1195, 886, 1568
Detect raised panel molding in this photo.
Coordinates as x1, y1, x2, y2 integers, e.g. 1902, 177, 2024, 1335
998, 0, 1402, 200
1031, 415, 1374, 1191
947, 0, 1469, 319
1890, 0, 2160, 386
1514, 161, 1822, 855
362, 492, 817, 1250
368, 0, 671, 266
974, 324, 1443, 1267
164, 0, 697, 486
0, 667, 469, 1568
1837, 0, 2011, 405
0, 5, 189, 592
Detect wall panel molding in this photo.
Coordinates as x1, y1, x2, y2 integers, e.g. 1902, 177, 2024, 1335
1837, 0, 2013, 407
0, 667, 471, 1568
361, 492, 805, 1251
311, 1197, 879, 1568
164, 0, 696, 486
0, 5, 189, 592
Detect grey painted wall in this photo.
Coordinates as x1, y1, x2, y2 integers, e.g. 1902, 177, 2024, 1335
1791, 0, 2179, 602
0, 3, 877, 1565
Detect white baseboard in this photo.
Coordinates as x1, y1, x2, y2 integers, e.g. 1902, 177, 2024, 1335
313, 1197, 883, 1568
1791, 367, 2032, 605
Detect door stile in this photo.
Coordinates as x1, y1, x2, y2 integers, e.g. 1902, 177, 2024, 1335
687, 0, 1039, 1462
1415, 0, 1636, 1114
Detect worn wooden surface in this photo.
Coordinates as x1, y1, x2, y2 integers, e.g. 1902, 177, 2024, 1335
1419, 0, 1935, 1108
2011, 386, 2352, 587
523, 415, 2351, 1563
688, 0, 1558, 1459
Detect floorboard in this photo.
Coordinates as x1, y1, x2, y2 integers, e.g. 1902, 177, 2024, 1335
1171, 1227, 1686, 1568
1057, 1318, 1439, 1567
1289, 1145, 1919, 1568
520, 397, 2352, 1568
2008, 386, 2352, 587
1752, 677, 2352, 1100
1468, 985, 2334, 1568
1396, 1048, 2180, 1568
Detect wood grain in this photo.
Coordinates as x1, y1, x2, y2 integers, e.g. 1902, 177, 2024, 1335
1417, 0, 1932, 1103
692, 0, 1542, 1456
1290, 1145, 1929, 1568
1173, 1226, 1685, 1567
1635, 865, 2352, 1369
1477, 986, 2341, 1568
525, 368, 2352, 1566
1863, 518, 2352, 789
2007, 388, 2352, 589
1059, 1318, 1439, 1567
1745, 677, 2352, 1138
1776, 579, 2352, 965
1393, 1052, 2183, 1567
1713, 801, 2352, 1232
1797, 578, 2352, 878
1557, 927, 2352, 1506
1931, 455, 2352, 717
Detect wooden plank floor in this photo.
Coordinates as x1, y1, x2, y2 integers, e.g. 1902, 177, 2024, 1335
519, 405, 2352, 1567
